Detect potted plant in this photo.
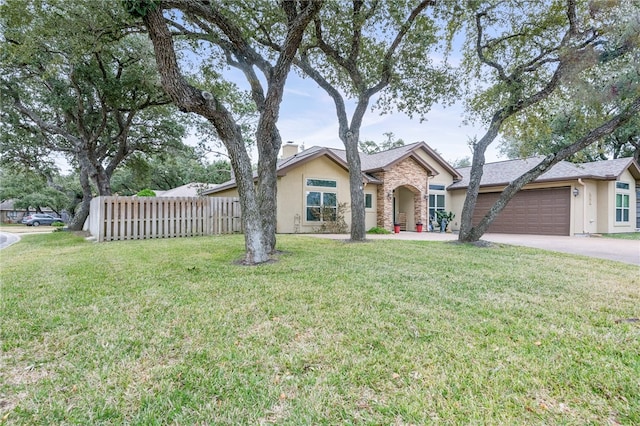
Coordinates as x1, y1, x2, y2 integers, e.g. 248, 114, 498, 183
393, 223, 401, 233
416, 221, 423, 233
435, 211, 455, 233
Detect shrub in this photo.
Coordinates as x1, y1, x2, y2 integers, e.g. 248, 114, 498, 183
136, 188, 156, 197
314, 202, 348, 234
367, 226, 391, 234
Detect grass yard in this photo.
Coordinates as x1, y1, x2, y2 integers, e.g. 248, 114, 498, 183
599, 232, 640, 240
1, 233, 639, 425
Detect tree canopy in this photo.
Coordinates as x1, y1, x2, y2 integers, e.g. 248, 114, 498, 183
359, 132, 406, 155
0, 168, 67, 215
110, 147, 231, 195
136, 0, 322, 263
455, 0, 640, 242
1, 0, 187, 229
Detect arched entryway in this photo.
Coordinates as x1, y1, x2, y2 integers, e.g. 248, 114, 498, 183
390, 184, 425, 231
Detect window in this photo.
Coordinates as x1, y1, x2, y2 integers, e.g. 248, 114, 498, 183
429, 184, 446, 191
305, 178, 337, 222
306, 179, 336, 188
306, 191, 337, 221
429, 193, 445, 221
615, 181, 630, 223
616, 182, 630, 190
365, 193, 372, 209
616, 194, 630, 223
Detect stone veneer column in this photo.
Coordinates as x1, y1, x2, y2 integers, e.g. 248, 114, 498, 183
373, 157, 430, 230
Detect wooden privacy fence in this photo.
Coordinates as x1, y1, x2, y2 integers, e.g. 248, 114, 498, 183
87, 196, 242, 242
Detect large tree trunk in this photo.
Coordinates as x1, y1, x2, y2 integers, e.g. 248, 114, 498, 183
344, 131, 366, 241
227, 138, 270, 264
143, 6, 270, 264
251, 2, 323, 253
67, 168, 93, 231
94, 166, 112, 196
256, 130, 279, 254
458, 122, 501, 242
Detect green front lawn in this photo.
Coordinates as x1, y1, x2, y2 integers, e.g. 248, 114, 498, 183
600, 232, 640, 240
1, 233, 639, 425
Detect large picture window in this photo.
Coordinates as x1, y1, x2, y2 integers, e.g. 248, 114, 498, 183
305, 178, 337, 222
306, 191, 337, 221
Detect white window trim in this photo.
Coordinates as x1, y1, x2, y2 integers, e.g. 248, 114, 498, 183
304, 178, 338, 223
428, 191, 446, 220
615, 181, 630, 224
364, 193, 373, 209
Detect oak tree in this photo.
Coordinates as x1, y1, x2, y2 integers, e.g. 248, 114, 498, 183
1, 0, 185, 229
134, 0, 322, 263
456, 0, 640, 242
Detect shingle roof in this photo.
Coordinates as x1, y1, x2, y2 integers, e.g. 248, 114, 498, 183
576, 157, 640, 179
322, 141, 460, 177
204, 141, 454, 194
157, 183, 220, 197
449, 156, 640, 189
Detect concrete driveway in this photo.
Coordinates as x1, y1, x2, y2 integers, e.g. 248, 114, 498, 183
312, 232, 640, 266
0, 232, 21, 250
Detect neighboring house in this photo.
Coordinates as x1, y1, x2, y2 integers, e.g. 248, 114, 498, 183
153, 183, 220, 197
203, 141, 640, 236
0, 200, 26, 223
0, 200, 58, 223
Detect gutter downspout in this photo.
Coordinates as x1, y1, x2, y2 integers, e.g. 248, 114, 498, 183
578, 178, 587, 234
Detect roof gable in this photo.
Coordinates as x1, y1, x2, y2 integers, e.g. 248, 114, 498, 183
204, 141, 463, 195
277, 146, 349, 176
576, 157, 640, 180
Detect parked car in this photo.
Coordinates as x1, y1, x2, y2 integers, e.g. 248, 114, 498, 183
21, 214, 64, 226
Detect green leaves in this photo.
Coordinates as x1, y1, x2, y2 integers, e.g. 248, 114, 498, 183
121, 0, 160, 18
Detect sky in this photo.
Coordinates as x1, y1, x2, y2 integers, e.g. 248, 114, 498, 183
198, 54, 505, 166
273, 71, 504, 165
223, 69, 506, 166
179, 7, 507, 167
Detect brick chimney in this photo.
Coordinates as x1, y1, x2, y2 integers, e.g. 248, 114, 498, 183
282, 141, 299, 159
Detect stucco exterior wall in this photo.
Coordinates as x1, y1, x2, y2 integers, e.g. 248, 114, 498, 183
596, 181, 610, 233
573, 180, 599, 234
597, 170, 637, 234
212, 187, 239, 198
209, 162, 378, 234
413, 149, 451, 178
448, 190, 465, 232
277, 157, 351, 233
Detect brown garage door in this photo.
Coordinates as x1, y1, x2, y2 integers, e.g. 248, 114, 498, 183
473, 187, 571, 235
